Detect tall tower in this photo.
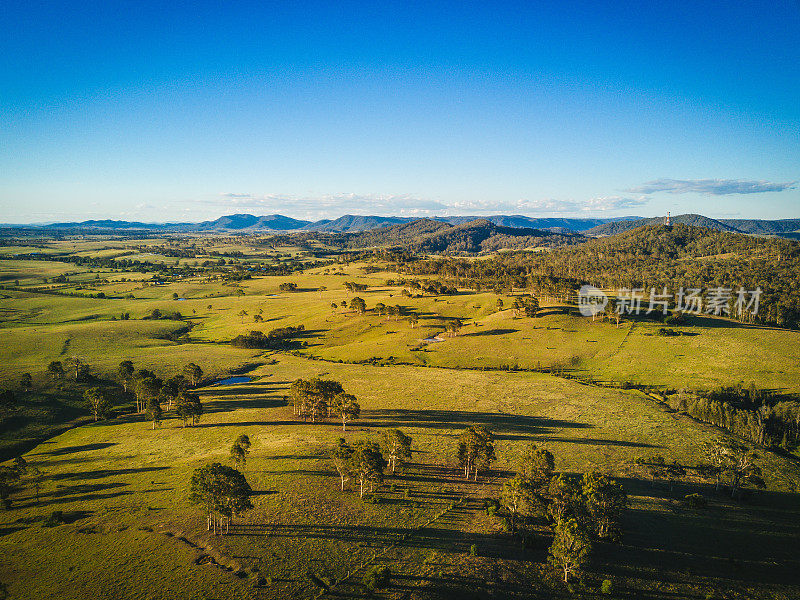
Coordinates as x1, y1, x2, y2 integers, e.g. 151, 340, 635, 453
665, 211, 671, 226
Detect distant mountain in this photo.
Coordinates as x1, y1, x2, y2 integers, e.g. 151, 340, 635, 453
302, 215, 418, 232
14, 212, 800, 238
346, 218, 585, 253
585, 214, 741, 236
194, 213, 311, 231
436, 215, 641, 232
719, 218, 800, 236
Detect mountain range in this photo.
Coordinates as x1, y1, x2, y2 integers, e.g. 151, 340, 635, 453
3, 213, 799, 239
16, 213, 640, 233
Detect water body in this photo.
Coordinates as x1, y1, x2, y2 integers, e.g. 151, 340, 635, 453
212, 376, 252, 386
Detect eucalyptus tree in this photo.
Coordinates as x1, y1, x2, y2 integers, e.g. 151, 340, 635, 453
383, 429, 412, 473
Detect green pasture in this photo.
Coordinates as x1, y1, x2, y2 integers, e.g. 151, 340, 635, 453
1, 355, 799, 599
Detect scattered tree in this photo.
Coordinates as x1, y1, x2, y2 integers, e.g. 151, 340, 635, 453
330, 438, 354, 490
117, 360, 134, 392
350, 297, 366, 314
330, 392, 360, 431
183, 363, 203, 387
349, 441, 386, 497
456, 425, 496, 480
189, 463, 253, 535
20, 373, 32, 392
581, 472, 627, 541
84, 387, 112, 421
146, 398, 163, 429
230, 434, 252, 469
47, 360, 65, 380
175, 392, 203, 426
548, 518, 591, 584
383, 429, 412, 473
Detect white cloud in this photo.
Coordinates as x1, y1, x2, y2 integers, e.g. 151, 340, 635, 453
627, 178, 795, 195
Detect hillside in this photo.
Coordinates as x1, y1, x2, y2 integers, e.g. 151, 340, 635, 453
345, 218, 585, 253
585, 214, 739, 236
302, 214, 418, 232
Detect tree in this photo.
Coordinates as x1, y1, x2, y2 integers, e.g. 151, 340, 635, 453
547, 474, 585, 524
0, 458, 27, 509
383, 429, 412, 473
290, 378, 344, 422
581, 472, 627, 541
330, 438, 354, 491
0, 390, 15, 411
407, 314, 418, 328
707, 439, 765, 498
253, 314, 263, 323
66, 356, 87, 380
117, 360, 134, 392
331, 392, 360, 431
20, 373, 32, 392
520, 444, 555, 487
133, 373, 162, 413
230, 434, 251, 469
175, 392, 203, 426
162, 375, 188, 410
279, 282, 298, 292
349, 441, 386, 497
47, 361, 64, 380
146, 398, 163, 429
350, 297, 366, 314
456, 425, 496, 480
445, 319, 462, 337
548, 518, 591, 583
183, 363, 203, 387
84, 387, 112, 421
189, 463, 253, 535
24, 464, 44, 505
501, 475, 534, 530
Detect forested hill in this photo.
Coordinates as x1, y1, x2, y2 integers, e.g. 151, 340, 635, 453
344, 218, 585, 253
400, 223, 800, 328
585, 214, 738, 236
586, 214, 800, 238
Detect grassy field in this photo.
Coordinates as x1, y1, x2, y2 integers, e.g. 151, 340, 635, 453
1, 239, 799, 599
2, 355, 799, 599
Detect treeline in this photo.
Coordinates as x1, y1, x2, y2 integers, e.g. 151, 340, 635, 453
670, 384, 800, 449
231, 325, 306, 349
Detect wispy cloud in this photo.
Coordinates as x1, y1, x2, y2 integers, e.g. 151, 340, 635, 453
210, 193, 449, 219
627, 178, 795, 195
206, 193, 648, 219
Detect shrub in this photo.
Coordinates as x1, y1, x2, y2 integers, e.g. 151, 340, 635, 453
43, 510, 65, 527
601, 579, 613, 594
362, 565, 391, 591
684, 493, 708, 508
469, 544, 478, 556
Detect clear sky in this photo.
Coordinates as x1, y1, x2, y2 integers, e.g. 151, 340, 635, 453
1, 1, 798, 223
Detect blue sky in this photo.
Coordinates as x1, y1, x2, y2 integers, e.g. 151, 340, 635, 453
1, 1, 798, 222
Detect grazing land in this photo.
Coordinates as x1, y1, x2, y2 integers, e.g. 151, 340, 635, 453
1, 227, 799, 599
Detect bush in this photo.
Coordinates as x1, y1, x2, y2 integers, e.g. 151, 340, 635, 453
469, 544, 478, 556
43, 510, 65, 527
601, 579, 614, 594
684, 493, 708, 508
362, 565, 391, 591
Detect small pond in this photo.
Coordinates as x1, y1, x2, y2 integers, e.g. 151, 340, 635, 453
212, 376, 252, 386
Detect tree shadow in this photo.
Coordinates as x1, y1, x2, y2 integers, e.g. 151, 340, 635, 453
47, 466, 170, 482
461, 328, 520, 337
34, 442, 117, 456
362, 409, 591, 438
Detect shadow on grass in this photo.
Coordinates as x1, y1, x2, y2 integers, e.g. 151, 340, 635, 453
34, 442, 117, 456
48, 466, 170, 481
362, 409, 590, 438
